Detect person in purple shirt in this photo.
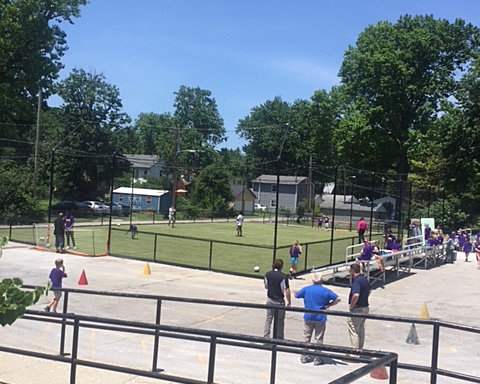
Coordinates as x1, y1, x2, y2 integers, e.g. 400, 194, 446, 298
463, 237, 472, 262
45, 258, 68, 313
426, 235, 438, 247
424, 224, 431, 241
289, 240, 302, 279
64, 211, 76, 250
384, 230, 396, 250
437, 231, 444, 245
324, 216, 329, 230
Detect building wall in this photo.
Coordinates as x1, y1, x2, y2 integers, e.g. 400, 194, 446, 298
113, 193, 170, 213
252, 182, 297, 213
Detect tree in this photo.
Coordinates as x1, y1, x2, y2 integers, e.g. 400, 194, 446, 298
339, 15, 480, 178
53, 69, 131, 199
190, 162, 233, 214
0, 0, 87, 147
173, 85, 226, 148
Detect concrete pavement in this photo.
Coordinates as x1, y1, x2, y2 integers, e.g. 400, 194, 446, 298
0, 242, 479, 383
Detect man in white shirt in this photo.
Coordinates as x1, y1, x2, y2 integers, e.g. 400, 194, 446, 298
168, 206, 176, 227
236, 212, 244, 237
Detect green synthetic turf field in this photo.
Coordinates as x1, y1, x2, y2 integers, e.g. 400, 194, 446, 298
9, 221, 382, 277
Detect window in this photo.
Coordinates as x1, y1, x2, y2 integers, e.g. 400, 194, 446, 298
146, 196, 152, 204
119, 195, 124, 203
270, 200, 276, 207
144, 170, 148, 176
271, 184, 277, 192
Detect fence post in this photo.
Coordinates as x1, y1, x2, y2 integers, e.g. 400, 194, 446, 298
60, 291, 69, 355
270, 344, 277, 384
430, 322, 440, 384
70, 318, 80, 384
329, 166, 339, 265
153, 234, 157, 262
209, 241, 213, 270
389, 357, 398, 384
153, 211, 155, 224
207, 336, 217, 384
152, 299, 163, 372
9, 224, 12, 239
304, 244, 308, 273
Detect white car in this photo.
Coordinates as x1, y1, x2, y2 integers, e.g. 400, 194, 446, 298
254, 203, 267, 212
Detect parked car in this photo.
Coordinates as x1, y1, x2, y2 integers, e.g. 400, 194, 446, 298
254, 203, 267, 212
51, 200, 92, 216
105, 202, 129, 216
84, 201, 109, 216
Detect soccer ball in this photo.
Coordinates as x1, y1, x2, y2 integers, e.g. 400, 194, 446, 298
253, 266, 260, 272
117, 223, 121, 226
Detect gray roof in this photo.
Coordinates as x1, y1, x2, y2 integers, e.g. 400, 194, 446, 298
125, 154, 161, 169
252, 174, 308, 185
318, 194, 387, 212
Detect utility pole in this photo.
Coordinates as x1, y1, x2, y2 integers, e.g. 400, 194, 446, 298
33, 90, 42, 197
171, 125, 179, 211
306, 154, 313, 214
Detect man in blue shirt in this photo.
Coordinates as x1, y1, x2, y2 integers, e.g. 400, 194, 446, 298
295, 273, 340, 365
348, 263, 371, 350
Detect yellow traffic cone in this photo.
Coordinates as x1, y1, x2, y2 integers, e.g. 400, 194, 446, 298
419, 303, 430, 319
143, 262, 151, 276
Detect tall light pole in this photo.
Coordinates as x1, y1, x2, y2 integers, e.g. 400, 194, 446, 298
348, 176, 356, 231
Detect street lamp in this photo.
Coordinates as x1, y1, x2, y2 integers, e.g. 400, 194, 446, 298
348, 176, 356, 231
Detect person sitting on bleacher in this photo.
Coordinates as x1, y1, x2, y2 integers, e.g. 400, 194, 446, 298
371, 240, 384, 272
356, 241, 374, 272
384, 230, 401, 251
426, 234, 438, 247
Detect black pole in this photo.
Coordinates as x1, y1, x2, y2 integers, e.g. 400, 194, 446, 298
329, 166, 338, 265
107, 153, 116, 254
442, 188, 445, 229
369, 172, 375, 240
408, 182, 412, 230
272, 158, 281, 263
272, 123, 289, 263
398, 179, 404, 242
349, 181, 354, 232
47, 149, 55, 225
130, 165, 134, 228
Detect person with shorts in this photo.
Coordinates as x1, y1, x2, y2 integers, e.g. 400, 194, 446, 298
236, 212, 244, 237
289, 240, 302, 279
45, 258, 68, 313
324, 216, 329, 230
168, 206, 176, 227
53, 212, 65, 253
64, 211, 76, 250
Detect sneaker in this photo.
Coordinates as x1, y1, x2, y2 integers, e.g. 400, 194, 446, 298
314, 359, 323, 366
65, 246, 70, 250
44, 306, 50, 312
73, 246, 77, 250
300, 356, 312, 364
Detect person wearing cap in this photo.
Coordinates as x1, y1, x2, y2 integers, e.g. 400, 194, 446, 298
294, 273, 340, 365
348, 263, 371, 351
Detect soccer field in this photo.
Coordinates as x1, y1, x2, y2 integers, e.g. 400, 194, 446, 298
11, 221, 383, 277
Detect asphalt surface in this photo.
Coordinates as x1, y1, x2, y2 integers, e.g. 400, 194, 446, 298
0, 242, 479, 383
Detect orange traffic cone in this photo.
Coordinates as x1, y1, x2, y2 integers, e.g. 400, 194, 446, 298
78, 270, 88, 285
370, 365, 389, 380
419, 303, 430, 319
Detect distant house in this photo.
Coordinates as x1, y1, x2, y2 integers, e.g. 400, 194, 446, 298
113, 187, 171, 213
231, 185, 256, 215
125, 154, 165, 180
251, 175, 313, 213
316, 194, 388, 222
373, 196, 396, 220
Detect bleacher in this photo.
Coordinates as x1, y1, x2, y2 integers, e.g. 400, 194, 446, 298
312, 235, 445, 286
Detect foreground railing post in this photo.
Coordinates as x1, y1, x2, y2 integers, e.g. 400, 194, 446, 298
153, 234, 157, 262
209, 241, 213, 270
152, 299, 163, 372
207, 335, 217, 384
269, 344, 277, 384
389, 357, 398, 384
430, 322, 440, 384
60, 291, 69, 355
70, 318, 80, 384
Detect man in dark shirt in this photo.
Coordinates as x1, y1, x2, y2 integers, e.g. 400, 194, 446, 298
348, 263, 371, 350
264, 259, 291, 339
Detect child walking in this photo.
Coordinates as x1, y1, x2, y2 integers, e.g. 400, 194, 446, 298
45, 258, 68, 313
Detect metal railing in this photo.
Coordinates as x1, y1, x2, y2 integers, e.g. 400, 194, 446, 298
10, 285, 480, 384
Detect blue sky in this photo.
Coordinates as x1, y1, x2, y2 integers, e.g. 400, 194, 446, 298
50, 0, 480, 150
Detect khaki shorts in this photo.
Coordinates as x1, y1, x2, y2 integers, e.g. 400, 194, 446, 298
53, 290, 62, 301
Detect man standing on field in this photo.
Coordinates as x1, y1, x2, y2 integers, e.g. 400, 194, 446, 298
236, 212, 244, 237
